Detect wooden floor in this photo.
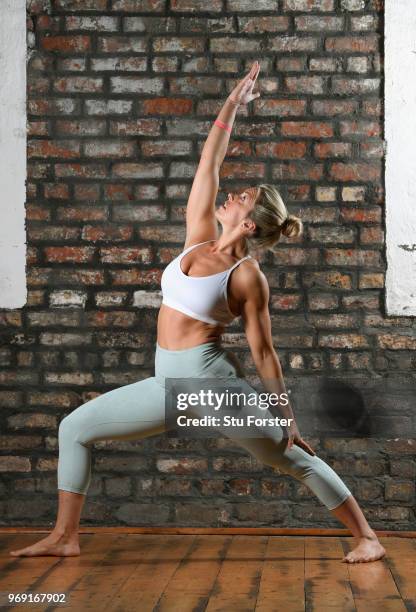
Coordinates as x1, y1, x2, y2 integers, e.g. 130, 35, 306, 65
0, 533, 415, 611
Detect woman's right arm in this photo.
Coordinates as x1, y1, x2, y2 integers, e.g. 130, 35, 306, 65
183, 62, 261, 249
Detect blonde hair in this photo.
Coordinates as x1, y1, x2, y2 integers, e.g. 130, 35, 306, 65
245, 184, 303, 252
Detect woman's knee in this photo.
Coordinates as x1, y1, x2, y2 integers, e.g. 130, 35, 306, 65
58, 412, 83, 446
266, 442, 319, 479
58, 415, 70, 443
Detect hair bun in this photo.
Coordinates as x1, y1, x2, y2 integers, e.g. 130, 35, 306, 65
281, 214, 303, 238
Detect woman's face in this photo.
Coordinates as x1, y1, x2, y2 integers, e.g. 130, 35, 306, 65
216, 186, 260, 231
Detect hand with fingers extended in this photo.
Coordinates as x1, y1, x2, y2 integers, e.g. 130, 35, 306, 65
282, 419, 316, 456
228, 60, 261, 107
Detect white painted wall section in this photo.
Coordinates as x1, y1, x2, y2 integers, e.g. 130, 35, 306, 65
385, 0, 416, 315
0, 0, 27, 308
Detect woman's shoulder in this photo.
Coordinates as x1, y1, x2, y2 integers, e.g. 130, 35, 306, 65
232, 256, 269, 299
239, 255, 263, 278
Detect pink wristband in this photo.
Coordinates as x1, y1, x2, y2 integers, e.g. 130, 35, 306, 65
214, 119, 232, 134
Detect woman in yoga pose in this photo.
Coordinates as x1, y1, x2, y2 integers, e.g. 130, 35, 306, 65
11, 61, 385, 563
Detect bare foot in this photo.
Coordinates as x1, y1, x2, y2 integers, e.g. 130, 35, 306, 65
342, 532, 386, 563
9, 531, 80, 557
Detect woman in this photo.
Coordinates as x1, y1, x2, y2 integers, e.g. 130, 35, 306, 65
11, 61, 385, 563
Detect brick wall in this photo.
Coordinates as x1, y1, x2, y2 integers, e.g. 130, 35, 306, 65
1, 0, 415, 529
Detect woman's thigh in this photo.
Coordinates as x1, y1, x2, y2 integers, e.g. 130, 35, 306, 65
60, 376, 168, 445
184, 351, 287, 444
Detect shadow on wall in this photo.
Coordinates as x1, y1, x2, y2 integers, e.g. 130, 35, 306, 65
316, 379, 372, 437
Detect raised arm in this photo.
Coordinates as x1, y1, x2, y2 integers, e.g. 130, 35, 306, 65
183, 61, 261, 248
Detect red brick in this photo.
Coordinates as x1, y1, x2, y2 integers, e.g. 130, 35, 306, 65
28, 121, 49, 136
0, 436, 42, 450
44, 183, 70, 199
285, 76, 325, 94
40, 35, 90, 53
303, 271, 352, 289
270, 294, 302, 310
44, 246, 95, 263
239, 16, 289, 32
100, 247, 153, 264
385, 481, 415, 501
228, 0, 280, 9
287, 184, 311, 202
377, 334, 416, 350
351, 14, 377, 30
390, 460, 415, 479
256, 142, 307, 159
339, 121, 380, 137
358, 273, 384, 289
340, 207, 381, 223
300, 207, 337, 224
269, 36, 319, 52
325, 35, 379, 52
173, 77, 222, 96
362, 99, 382, 116
220, 162, 265, 179
111, 0, 164, 9
309, 226, 355, 244
255, 99, 306, 117
342, 294, 379, 309
332, 77, 380, 95
28, 140, 80, 159
347, 352, 371, 369
272, 162, 324, 181
84, 140, 136, 158
152, 56, 179, 72
110, 119, 162, 136
213, 455, 264, 472
142, 140, 192, 157
261, 479, 290, 496
65, 15, 118, 31
360, 140, 384, 158
308, 293, 339, 310
109, 268, 162, 286
55, 0, 107, 8
171, 0, 222, 9
53, 77, 103, 93
276, 57, 306, 71
383, 439, 416, 454
55, 163, 107, 178
0, 456, 31, 472
360, 227, 384, 244
273, 247, 320, 266
55, 120, 106, 136
141, 98, 193, 115
324, 248, 382, 267
295, 15, 343, 30
112, 163, 163, 179
57, 205, 109, 222
153, 37, 205, 53
210, 37, 259, 53
312, 99, 358, 115
329, 162, 381, 181
314, 142, 352, 158
310, 314, 356, 328
309, 57, 339, 72
283, 0, 334, 9
281, 122, 333, 138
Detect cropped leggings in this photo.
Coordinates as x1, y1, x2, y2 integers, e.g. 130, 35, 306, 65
57, 341, 352, 511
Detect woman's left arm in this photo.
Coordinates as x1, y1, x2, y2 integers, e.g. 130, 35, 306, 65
240, 266, 315, 456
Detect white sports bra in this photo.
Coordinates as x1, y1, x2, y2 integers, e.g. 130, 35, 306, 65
160, 239, 252, 325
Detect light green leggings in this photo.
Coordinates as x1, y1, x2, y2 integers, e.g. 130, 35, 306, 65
58, 341, 352, 510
